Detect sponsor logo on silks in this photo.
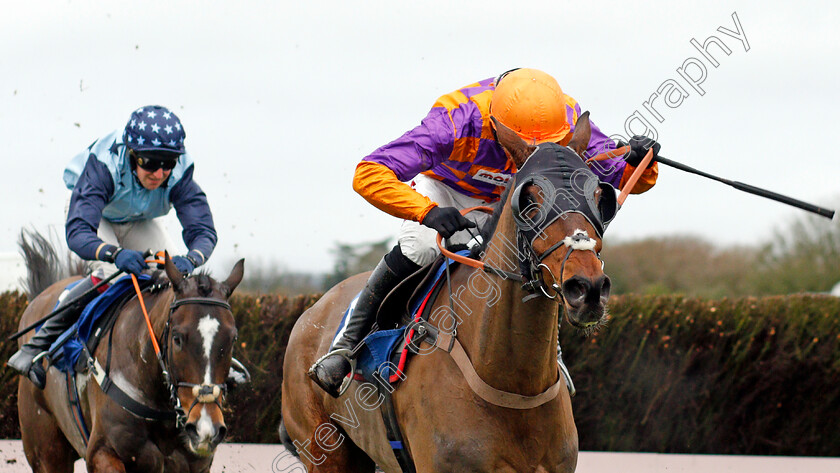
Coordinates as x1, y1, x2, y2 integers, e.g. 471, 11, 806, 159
472, 170, 511, 186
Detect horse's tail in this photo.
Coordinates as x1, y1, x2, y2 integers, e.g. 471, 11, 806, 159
278, 417, 299, 458
18, 228, 84, 300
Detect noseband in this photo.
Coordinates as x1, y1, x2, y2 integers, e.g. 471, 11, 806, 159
521, 228, 601, 302
162, 296, 232, 427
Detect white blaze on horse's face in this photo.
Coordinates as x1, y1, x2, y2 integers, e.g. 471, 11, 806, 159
197, 315, 220, 385
195, 314, 221, 446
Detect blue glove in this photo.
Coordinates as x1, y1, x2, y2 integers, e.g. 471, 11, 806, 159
171, 255, 196, 274
114, 249, 148, 275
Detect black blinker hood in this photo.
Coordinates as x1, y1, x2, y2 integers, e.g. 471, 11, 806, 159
510, 143, 617, 241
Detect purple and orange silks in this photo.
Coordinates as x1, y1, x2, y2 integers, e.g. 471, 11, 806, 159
354, 77, 658, 222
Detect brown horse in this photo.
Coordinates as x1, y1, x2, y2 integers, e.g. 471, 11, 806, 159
15, 251, 244, 473
281, 114, 612, 472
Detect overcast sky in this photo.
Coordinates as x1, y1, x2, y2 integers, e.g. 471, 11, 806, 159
2, 0, 838, 278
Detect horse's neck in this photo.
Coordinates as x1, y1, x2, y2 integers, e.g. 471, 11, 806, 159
111, 289, 174, 405
450, 205, 559, 395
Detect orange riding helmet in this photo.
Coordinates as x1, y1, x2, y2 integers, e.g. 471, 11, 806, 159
490, 68, 571, 145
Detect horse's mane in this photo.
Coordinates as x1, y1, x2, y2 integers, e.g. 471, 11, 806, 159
191, 271, 215, 297
18, 228, 85, 300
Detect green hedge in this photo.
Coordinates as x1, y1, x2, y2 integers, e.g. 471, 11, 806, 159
1, 291, 838, 455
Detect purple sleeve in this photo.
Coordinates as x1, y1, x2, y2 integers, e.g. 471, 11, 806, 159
65, 156, 114, 260
577, 102, 626, 188
170, 165, 217, 263
362, 107, 455, 181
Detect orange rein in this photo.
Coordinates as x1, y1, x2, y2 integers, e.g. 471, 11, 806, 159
585, 144, 654, 205
131, 252, 167, 358
616, 148, 654, 205
436, 207, 494, 269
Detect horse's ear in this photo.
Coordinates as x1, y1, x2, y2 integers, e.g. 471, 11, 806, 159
164, 251, 185, 292
567, 111, 592, 157
491, 116, 537, 167
221, 259, 244, 298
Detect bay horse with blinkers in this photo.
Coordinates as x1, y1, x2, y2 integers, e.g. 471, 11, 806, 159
15, 250, 244, 473
282, 113, 613, 472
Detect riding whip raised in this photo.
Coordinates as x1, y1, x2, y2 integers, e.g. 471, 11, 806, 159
597, 145, 835, 219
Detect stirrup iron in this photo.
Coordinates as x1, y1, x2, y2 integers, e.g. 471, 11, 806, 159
309, 348, 357, 397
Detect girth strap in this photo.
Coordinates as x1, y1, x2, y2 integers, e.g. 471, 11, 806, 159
432, 331, 562, 410
376, 380, 417, 473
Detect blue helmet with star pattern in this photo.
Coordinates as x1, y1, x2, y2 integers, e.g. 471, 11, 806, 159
123, 105, 186, 155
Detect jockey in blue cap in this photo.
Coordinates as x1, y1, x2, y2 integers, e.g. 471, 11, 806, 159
8, 105, 218, 389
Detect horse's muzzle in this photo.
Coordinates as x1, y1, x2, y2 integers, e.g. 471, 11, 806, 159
184, 419, 227, 456
562, 274, 611, 327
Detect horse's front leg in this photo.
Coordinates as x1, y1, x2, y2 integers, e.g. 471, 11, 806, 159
87, 445, 126, 473
86, 440, 165, 473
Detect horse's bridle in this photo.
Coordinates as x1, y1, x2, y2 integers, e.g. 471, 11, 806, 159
437, 207, 603, 305
160, 296, 233, 428
517, 224, 602, 303
507, 144, 611, 303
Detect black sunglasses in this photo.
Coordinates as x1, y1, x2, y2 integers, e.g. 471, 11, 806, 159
132, 151, 178, 172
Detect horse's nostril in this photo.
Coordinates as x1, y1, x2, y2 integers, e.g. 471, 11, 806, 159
562, 277, 589, 307
215, 425, 228, 444
184, 423, 199, 440
599, 276, 612, 301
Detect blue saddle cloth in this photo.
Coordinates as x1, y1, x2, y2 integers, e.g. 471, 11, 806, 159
50, 274, 151, 373
333, 251, 466, 384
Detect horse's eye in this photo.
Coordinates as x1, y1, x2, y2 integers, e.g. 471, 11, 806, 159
172, 333, 184, 349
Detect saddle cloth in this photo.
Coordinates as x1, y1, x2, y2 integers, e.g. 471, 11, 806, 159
332, 251, 467, 385
49, 274, 151, 373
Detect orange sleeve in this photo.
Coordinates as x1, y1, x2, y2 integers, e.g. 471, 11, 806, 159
353, 161, 438, 222
619, 161, 659, 194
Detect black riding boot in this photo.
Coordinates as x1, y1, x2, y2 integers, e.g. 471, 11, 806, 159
308, 246, 419, 398
8, 276, 98, 389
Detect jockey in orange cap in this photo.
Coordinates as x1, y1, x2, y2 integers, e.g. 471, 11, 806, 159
309, 68, 660, 397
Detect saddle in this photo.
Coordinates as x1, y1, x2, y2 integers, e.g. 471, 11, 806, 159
336, 251, 466, 387
46, 274, 154, 373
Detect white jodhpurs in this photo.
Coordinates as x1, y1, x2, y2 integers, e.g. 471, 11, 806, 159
89, 218, 178, 279
398, 174, 496, 267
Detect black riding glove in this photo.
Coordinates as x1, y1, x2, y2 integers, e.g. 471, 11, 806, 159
624, 135, 661, 168
422, 206, 477, 239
